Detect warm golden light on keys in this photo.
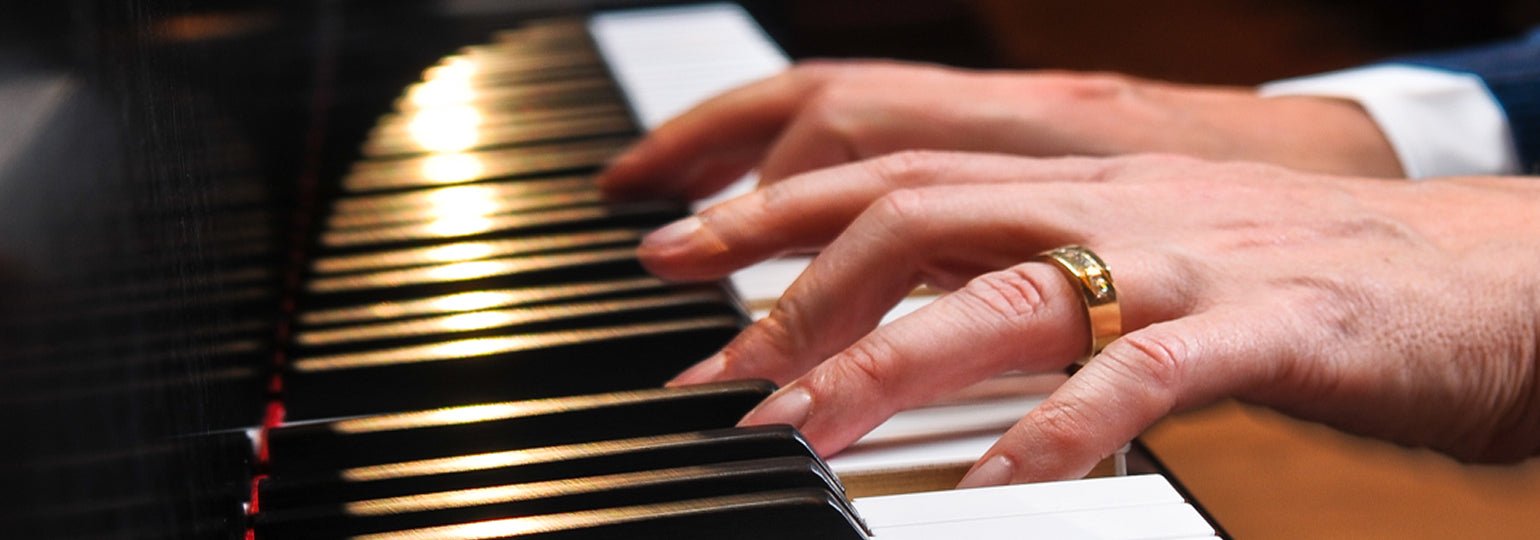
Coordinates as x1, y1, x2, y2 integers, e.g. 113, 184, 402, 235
437, 310, 517, 331
345, 137, 629, 191
344, 464, 759, 516
421, 242, 498, 263
296, 316, 738, 373
428, 56, 478, 80
420, 186, 503, 218
424, 260, 507, 282
328, 382, 754, 434
425, 184, 496, 208
431, 290, 522, 313
295, 290, 726, 346
339, 431, 715, 481
423, 215, 495, 237
305, 248, 637, 292
320, 204, 667, 247
407, 78, 477, 108
407, 105, 482, 152
311, 230, 641, 274
334, 401, 538, 434
332, 177, 591, 215
296, 277, 671, 325
420, 153, 485, 184
328, 186, 604, 229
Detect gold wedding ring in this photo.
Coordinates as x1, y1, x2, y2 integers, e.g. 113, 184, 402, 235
1035, 245, 1121, 364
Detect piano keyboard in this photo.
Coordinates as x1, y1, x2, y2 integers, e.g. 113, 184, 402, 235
248, 3, 1219, 539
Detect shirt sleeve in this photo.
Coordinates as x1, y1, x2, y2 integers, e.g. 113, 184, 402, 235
1258, 27, 1540, 178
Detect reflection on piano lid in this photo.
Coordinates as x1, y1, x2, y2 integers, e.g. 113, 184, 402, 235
236, 3, 1222, 539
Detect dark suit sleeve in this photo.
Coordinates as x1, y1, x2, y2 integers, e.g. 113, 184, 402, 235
1391, 27, 1540, 174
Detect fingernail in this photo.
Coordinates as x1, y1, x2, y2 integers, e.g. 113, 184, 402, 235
957, 455, 1015, 489
595, 149, 643, 192
641, 216, 703, 250
641, 216, 729, 257
738, 385, 813, 429
666, 353, 727, 386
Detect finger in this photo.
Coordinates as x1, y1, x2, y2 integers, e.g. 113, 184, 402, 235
956, 310, 1286, 486
754, 100, 861, 183
637, 152, 1120, 281
732, 260, 1092, 455
669, 178, 1185, 389
595, 63, 845, 201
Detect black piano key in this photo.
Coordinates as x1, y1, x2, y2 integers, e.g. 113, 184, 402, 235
324, 187, 610, 231
292, 289, 739, 354
314, 201, 684, 254
363, 113, 636, 159
298, 247, 655, 310
281, 315, 743, 419
344, 488, 870, 540
309, 229, 643, 275
329, 175, 591, 217
343, 137, 630, 192
257, 426, 819, 511
267, 380, 776, 474
394, 78, 622, 113
422, 57, 609, 86
254, 457, 844, 539
295, 277, 679, 327
369, 106, 627, 152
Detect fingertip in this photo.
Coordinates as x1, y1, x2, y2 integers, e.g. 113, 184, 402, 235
594, 142, 645, 191
957, 454, 1016, 489
737, 385, 813, 429
666, 353, 728, 386
635, 214, 735, 281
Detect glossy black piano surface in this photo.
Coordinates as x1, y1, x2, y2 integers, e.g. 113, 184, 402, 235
0, 2, 1000, 537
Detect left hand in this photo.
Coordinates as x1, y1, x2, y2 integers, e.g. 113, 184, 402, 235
649, 151, 1540, 485
596, 60, 1403, 203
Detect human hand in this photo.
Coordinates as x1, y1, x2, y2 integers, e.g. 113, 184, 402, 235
653, 151, 1540, 486
596, 60, 1403, 202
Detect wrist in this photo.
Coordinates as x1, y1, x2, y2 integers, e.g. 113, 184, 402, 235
1252, 95, 1405, 177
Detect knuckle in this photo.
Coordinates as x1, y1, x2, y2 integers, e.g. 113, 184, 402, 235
865, 150, 948, 187
1030, 401, 1099, 458
750, 181, 794, 221
862, 188, 934, 240
1082, 153, 1200, 185
958, 266, 1055, 323
826, 337, 900, 396
751, 305, 814, 368
1030, 70, 1137, 102
1101, 329, 1190, 403
800, 85, 871, 145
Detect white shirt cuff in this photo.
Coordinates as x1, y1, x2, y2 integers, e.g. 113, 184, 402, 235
1258, 64, 1520, 179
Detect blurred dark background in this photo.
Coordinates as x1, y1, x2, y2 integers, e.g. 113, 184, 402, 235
0, 1, 1535, 538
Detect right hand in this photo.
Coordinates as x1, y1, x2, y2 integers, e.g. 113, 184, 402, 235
651, 151, 1540, 484
597, 60, 1403, 202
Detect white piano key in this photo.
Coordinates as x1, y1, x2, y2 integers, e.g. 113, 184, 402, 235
852, 475, 1183, 528
828, 395, 1045, 476
868, 502, 1215, 540
590, 3, 790, 130
878, 295, 937, 325
830, 430, 1004, 479
747, 282, 938, 325
730, 256, 813, 306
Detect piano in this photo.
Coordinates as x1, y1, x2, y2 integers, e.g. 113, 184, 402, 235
0, 2, 1222, 538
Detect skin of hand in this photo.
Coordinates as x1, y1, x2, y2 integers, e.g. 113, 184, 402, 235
596, 60, 1403, 202
645, 151, 1540, 487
